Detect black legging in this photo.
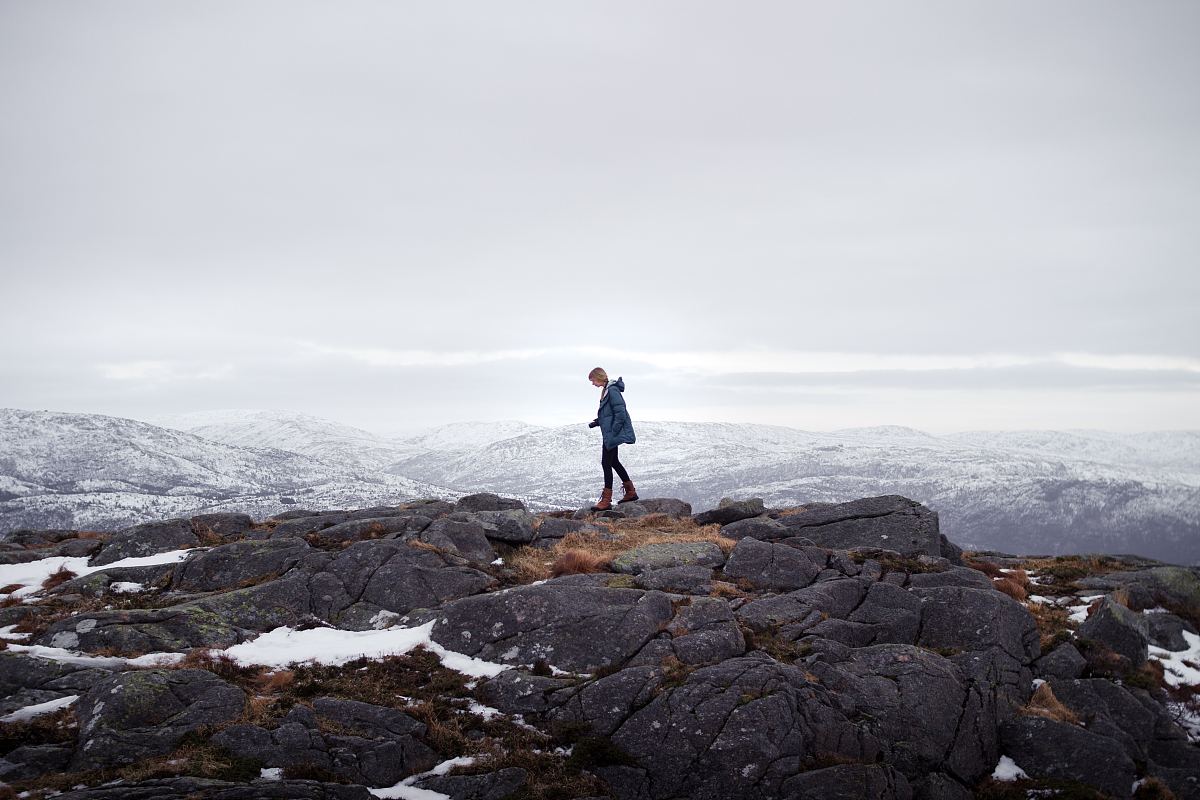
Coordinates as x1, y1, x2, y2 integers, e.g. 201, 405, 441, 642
601, 446, 630, 489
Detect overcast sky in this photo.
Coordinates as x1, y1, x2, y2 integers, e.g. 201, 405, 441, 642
2, 1, 1197, 436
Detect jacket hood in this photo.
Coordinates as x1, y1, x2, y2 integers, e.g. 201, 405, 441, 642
608, 377, 625, 392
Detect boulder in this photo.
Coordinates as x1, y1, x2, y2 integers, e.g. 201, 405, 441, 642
693, 498, 766, 527
91, 519, 201, 566
456, 493, 525, 512
779, 764, 913, 800
913, 586, 1040, 664
1077, 597, 1149, 665
637, 498, 693, 517
46, 777, 372, 799
1034, 643, 1087, 680
1047, 677, 1160, 762
464, 510, 537, 544
478, 670, 574, 716
556, 655, 881, 800
773, 496, 943, 558
189, 512, 255, 539
171, 538, 310, 592
420, 517, 498, 563
72, 669, 246, 770
305, 515, 431, 545
37, 606, 243, 655
215, 699, 438, 787
722, 537, 822, 591
999, 716, 1137, 798
532, 517, 602, 546
430, 581, 675, 672
611, 542, 725, 574
1148, 612, 1195, 651
0, 742, 73, 781
415, 768, 528, 800
634, 565, 716, 594
719, 515, 790, 541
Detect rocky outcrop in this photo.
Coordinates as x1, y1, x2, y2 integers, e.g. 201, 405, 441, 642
0, 493, 1195, 800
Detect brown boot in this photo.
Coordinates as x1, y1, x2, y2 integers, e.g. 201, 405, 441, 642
617, 479, 639, 504
591, 488, 613, 512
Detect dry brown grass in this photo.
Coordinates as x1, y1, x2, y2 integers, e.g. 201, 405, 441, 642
963, 554, 1004, 579
994, 577, 1029, 602
1134, 777, 1178, 800
551, 549, 610, 577
508, 516, 733, 584
40, 565, 78, 591
1023, 682, 1080, 724
1027, 601, 1076, 651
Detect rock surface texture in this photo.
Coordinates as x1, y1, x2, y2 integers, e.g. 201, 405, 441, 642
0, 494, 1196, 799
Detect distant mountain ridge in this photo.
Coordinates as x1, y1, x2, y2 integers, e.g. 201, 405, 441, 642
2, 408, 1198, 563
0, 409, 455, 532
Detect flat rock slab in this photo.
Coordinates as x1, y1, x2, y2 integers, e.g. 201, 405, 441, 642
1000, 716, 1137, 798
722, 537, 822, 590
611, 541, 726, 574
171, 537, 311, 592
47, 778, 372, 799
73, 669, 246, 770
430, 581, 674, 672
1078, 596, 1150, 665
91, 519, 201, 566
693, 498, 766, 526
772, 495, 943, 558
38, 606, 243, 655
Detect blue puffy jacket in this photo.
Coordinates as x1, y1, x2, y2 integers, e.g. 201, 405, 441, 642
594, 377, 636, 449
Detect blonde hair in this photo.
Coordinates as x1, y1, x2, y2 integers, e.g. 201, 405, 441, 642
588, 367, 608, 383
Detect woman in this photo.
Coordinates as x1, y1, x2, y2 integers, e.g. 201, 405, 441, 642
587, 367, 637, 511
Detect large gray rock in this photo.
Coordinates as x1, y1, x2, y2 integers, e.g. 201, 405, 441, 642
693, 498, 766, 527
46, 777, 372, 799
658, 597, 746, 666
431, 581, 674, 672
420, 517, 498, 563
1148, 612, 1196, 651
192, 539, 494, 632
1078, 596, 1149, 665
637, 498, 693, 517
780, 764, 913, 800
171, 537, 311, 592
216, 698, 437, 787
722, 537, 822, 591
466, 510, 537, 544
611, 541, 725, 574
456, 493, 525, 512
1034, 643, 1087, 679
306, 515, 431, 545
415, 768, 528, 800
913, 586, 1040, 664
37, 606, 243, 655
773, 496, 943, 558
719, 515, 791, 541
91, 519, 201, 566
999, 716, 1137, 798
72, 669, 246, 770
555, 655, 881, 800
1047, 677, 1164, 763
0, 653, 111, 699
189, 512, 255, 539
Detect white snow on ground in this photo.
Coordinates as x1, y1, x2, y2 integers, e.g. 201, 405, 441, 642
467, 701, 501, 720
223, 621, 508, 677
4, 644, 183, 669
1068, 595, 1105, 624
370, 756, 477, 799
1148, 630, 1200, 743
991, 755, 1029, 781
110, 581, 146, 593
259, 767, 283, 781
0, 549, 195, 600
0, 625, 31, 640
1149, 631, 1200, 688
0, 694, 78, 723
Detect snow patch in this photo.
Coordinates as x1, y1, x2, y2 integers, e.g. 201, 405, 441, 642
0, 694, 79, 723
222, 621, 508, 677
992, 755, 1029, 781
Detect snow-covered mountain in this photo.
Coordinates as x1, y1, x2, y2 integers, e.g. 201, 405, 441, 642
4, 407, 1198, 563
384, 422, 1200, 564
0, 409, 454, 532
146, 409, 409, 472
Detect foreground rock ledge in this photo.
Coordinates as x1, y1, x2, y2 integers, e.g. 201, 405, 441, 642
0, 493, 1196, 800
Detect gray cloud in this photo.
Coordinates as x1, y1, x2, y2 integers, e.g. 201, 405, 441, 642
1, 1, 1197, 432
